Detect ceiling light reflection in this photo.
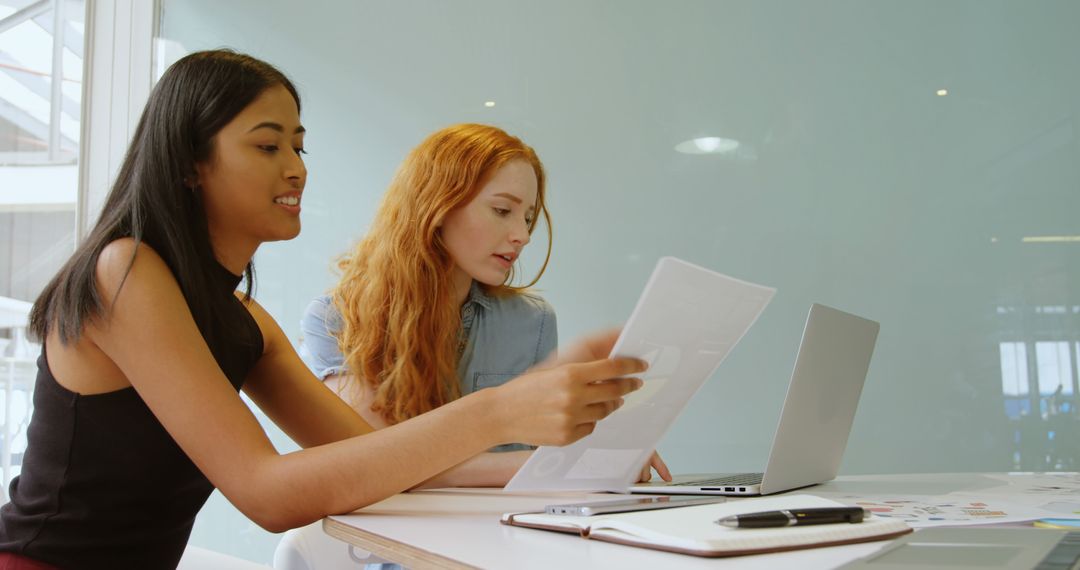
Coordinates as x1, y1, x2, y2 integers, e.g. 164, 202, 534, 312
675, 136, 741, 155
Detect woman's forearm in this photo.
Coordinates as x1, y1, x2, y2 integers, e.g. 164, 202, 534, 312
245, 387, 507, 531
414, 450, 533, 489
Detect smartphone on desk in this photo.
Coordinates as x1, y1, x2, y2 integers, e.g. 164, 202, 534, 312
546, 495, 727, 516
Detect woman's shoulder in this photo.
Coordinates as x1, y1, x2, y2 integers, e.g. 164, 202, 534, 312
486, 289, 555, 320
96, 238, 172, 293
300, 294, 343, 332
302, 294, 337, 317
98, 237, 153, 268
298, 294, 347, 378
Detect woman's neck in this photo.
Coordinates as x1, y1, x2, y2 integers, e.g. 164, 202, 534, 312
209, 231, 257, 276
451, 266, 473, 307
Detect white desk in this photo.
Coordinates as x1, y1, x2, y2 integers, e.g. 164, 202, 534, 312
324, 473, 1060, 569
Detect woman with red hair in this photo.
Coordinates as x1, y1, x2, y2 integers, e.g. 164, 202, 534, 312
301, 124, 670, 482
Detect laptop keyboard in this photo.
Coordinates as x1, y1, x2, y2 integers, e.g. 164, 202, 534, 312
673, 473, 764, 486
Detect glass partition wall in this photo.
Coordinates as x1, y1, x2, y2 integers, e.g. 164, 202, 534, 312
156, 0, 1080, 562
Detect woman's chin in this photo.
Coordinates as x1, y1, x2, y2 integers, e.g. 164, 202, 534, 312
263, 223, 302, 243
472, 272, 509, 288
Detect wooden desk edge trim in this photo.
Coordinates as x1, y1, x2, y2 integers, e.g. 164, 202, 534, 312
322, 517, 480, 570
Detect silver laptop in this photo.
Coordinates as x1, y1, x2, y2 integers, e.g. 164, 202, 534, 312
630, 303, 879, 496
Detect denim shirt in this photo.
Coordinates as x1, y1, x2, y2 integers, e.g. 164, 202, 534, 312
299, 282, 557, 452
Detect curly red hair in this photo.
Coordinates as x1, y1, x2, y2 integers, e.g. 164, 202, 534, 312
333, 124, 551, 424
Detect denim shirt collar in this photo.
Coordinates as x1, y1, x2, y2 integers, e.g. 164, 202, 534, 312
463, 281, 495, 312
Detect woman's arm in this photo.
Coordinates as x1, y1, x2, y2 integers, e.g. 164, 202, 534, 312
317, 373, 528, 487
240, 301, 375, 447
86, 240, 642, 532
321, 373, 389, 430
415, 450, 532, 489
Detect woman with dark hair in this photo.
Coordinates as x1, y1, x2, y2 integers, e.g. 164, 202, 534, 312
0, 50, 644, 569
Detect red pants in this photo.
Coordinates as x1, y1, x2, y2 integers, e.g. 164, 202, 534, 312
0, 552, 59, 570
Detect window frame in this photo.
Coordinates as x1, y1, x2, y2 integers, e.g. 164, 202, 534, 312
76, 0, 158, 240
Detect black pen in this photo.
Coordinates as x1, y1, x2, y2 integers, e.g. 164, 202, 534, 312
716, 506, 869, 528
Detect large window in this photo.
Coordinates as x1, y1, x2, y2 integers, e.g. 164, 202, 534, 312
0, 0, 84, 497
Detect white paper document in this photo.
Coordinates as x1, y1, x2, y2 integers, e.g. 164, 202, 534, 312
506, 257, 775, 492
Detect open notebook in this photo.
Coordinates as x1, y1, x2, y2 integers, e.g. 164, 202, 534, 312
501, 495, 911, 558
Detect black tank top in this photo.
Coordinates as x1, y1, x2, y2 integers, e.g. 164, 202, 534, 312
0, 264, 263, 569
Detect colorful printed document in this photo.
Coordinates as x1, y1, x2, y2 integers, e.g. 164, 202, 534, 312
848, 496, 1052, 527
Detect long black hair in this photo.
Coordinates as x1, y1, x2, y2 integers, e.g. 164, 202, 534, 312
29, 50, 301, 348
